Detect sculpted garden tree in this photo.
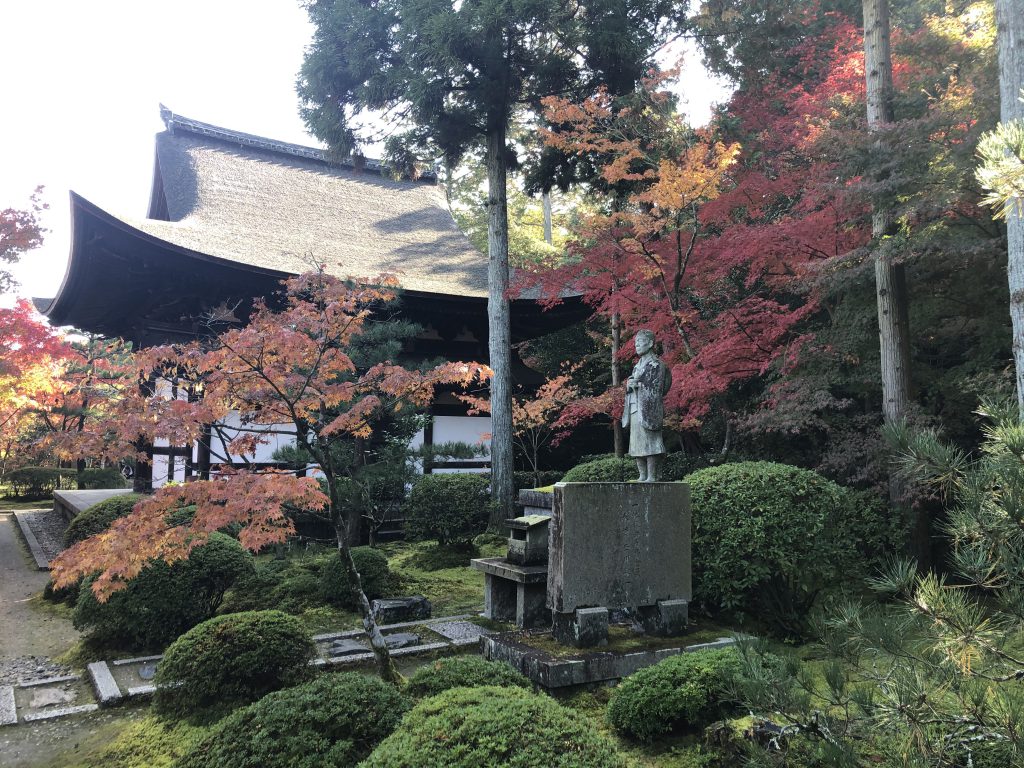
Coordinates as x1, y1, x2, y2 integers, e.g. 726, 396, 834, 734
297, 0, 679, 525
51, 272, 489, 683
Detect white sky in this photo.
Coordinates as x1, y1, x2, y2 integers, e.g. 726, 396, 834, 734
0, 1, 732, 306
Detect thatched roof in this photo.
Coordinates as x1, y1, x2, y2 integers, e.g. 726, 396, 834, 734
124, 107, 488, 298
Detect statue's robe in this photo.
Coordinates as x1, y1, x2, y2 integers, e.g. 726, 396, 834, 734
622, 354, 672, 458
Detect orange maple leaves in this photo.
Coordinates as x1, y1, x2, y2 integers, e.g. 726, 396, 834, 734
49, 271, 491, 600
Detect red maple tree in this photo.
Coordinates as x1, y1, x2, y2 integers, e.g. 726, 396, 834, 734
51, 271, 489, 682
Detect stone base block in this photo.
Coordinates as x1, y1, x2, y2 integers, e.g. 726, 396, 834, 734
371, 596, 431, 624
482, 631, 740, 690
483, 573, 549, 629
637, 599, 689, 637
552, 607, 609, 648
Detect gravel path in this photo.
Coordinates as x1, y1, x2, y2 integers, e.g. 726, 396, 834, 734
0, 513, 79, 677
20, 508, 68, 563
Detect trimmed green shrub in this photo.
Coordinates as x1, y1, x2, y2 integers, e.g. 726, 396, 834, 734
64, 493, 145, 547
73, 532, 254, 650
512, 470, 563, 491
174, 673, 409, 768
406, 656, 531, 698
154, 610, 316, 721
319, 546, 391, 607
77, 466, 127, 489
561, 457, 638, 483
5, 466, 75, 498
404, 474, 489, 545
687, 462, 864, 634
606, 647, 741, 742
363, 685, 627, 768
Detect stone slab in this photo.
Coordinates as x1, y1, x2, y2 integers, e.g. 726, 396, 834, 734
371, 596, 431, 624
471, 558, 548, 584
311, 613, 472, 642
12, 512, 50, 570
329, 638, 370, 657
384, 632, 421, 649
17, 674, 80, 688
53, 489, 133, 523
482, 632, 738, 690
111, 654, 163, 666
87, 662, 122, 707
21, 703, 99, 722
28, 686, 77, 708
126, 685, 156, 697
429, 620, 492, 644
0, 686, 15, 726
547, 482, 690, 613
517, 489, 553, 516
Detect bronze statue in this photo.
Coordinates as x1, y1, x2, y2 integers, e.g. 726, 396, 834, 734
622, 329, 672, 481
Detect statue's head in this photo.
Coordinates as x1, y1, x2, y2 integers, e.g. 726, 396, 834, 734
634, 329, 655, 355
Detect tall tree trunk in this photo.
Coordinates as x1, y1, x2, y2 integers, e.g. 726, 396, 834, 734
997, 0, 1024, 413
542, 190, 553, 245
611, 313, 625, 457
486, 125, 515, 527
864, 0, 918, 556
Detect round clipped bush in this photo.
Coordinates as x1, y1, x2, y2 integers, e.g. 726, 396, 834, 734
77, 466, 127, 490
561, 457, 638, 483
404, 474, 489, 545
606, 647, 741, 742
687, 461, 862, 632
63, 493, 145, 547
174, 672, 409, 768
363, 685, 627, 768
155, 610, 316, 721
406, 656, 531, 699
73, 532, 254, 649
319, 546, 391, 608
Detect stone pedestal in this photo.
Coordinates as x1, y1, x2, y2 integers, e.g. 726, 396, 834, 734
552, 607, 610, 648
547, 482, 691, 646
471, 558, 550, 629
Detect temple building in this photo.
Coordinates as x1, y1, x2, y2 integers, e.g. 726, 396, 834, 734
38, 107, 580, 485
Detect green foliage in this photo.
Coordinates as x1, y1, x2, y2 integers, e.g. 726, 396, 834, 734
174, 673, 409, 768
319, 546, 392, 607
977, 115, 1024, 218
733, 403, 1024, 764
606, 648, 741, 742
5, 466, 75, 497
512, 470, 563, 490
77, 466, 126, 489
64, 493, 145, 547
73, 532, 253, 650
67, 714, 211, 768
686, 462, 869, 635
406, 656, 531, 698
154, 610, 316, 722
562, 456, 638, 482
404, 473, 489, 545
362, 685, 627, 768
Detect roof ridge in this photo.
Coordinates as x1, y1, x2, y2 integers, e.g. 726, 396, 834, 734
157, 104, 434, 179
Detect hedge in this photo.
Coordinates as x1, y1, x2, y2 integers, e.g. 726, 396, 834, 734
606, 647, 741, 742
73, 532, 254, 650
174, 672, 408, 768
154, 610, 316, 721
64, 493, 145, 547
404, 473, 490, 545
405, 656, 531, 698
362, 686, 627, 768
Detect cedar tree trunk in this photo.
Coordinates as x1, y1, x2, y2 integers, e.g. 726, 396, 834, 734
487, 124, 515, 527
997, 0, 1024, 413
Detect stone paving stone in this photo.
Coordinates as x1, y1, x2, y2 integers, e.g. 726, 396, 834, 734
383, 632, 420, 649
87, 662, 121, 707
0, 685, 16, 726
21, 703, 99, 723
430, 620, 492, 644
17, 674, 80, 688
11, 512, 50, 570
112, 654, 162, 666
